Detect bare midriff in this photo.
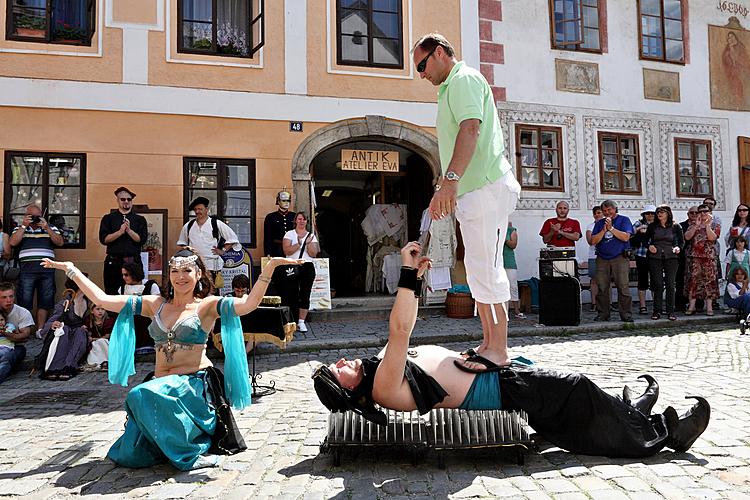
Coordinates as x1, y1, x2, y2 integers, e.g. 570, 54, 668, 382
154, 342, 213, 378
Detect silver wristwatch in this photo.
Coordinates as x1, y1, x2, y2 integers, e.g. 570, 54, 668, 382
444, 171, 461, 182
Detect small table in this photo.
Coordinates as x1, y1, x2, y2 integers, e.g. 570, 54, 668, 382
212, 306, 296, 397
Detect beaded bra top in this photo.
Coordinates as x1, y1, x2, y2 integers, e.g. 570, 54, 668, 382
148, 301, 209, 346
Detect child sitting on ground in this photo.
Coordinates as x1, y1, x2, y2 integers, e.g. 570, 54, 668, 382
725, 267, 750, 335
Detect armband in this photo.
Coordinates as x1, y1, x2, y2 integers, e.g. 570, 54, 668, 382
415, 277, 424, 298
65, 266, 81, 279
397, 267, 418, 292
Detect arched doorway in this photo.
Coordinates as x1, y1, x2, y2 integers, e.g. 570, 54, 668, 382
291, 116, 439, 297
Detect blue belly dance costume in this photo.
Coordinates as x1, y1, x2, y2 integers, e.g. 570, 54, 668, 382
106, 296, 250, 470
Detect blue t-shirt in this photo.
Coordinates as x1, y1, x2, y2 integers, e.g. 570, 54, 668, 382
593, 214, 634, 260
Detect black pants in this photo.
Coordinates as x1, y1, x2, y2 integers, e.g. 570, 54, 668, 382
648, 257, 679, 315
104, 255, 141, 295
297, 262, 316, 310
500, 366, 668, 458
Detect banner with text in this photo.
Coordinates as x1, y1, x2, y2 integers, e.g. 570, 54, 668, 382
341, 149, 399, 172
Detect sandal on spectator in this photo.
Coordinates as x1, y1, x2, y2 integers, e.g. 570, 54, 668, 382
685, 309, 695, 316
514, 312, 526, 319
639, 306, 648, 315
651, 313, 661, 320
668, 315, 677, 321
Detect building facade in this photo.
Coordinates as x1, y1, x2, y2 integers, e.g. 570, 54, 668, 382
492, 0, 750, 283
2, 0, 748, 297
0, 0, 479, 295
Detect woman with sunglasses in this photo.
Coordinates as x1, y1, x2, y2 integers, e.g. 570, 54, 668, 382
725, 204, 750, 254
684, 204, 721, 315
645, 205, 683, 321
41, 248, 301, 470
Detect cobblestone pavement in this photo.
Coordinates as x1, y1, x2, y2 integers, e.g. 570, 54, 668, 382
1, 322, 749, 499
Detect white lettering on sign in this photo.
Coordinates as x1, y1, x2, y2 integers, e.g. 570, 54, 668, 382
340, 149, 400, 172
718, 1, 749, 17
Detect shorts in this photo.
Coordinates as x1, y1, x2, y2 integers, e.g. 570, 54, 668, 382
506, 268, 519, 301
455, 172, 521, 304
588, 258, 597, 278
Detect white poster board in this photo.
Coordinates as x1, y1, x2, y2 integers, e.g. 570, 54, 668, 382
219, 248, 252, 296
309, 258, 331, 310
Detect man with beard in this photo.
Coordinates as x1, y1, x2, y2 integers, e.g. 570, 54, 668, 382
540, 201, 582, 247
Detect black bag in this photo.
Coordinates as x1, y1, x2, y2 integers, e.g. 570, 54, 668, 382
0, 260, 20, 282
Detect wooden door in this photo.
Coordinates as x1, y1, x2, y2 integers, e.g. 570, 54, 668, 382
739, 137, 750, 204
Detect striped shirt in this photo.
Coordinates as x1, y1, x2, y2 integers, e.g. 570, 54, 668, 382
12, 225, 60, 272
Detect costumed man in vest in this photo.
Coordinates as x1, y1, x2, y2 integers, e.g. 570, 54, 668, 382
263, 190, 297, 310
177, 197, 241, 292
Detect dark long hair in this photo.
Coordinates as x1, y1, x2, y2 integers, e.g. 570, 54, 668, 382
164, 247, 213, 299
731, 204, 750, 227
655, 205, 674, 227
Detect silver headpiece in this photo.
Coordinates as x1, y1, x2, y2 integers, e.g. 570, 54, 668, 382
168, 254, 199, 270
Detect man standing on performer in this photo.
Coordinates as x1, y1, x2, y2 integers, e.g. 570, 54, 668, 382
413, 33, 521, 371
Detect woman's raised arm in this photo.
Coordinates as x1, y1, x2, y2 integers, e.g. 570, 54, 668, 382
41, 259, 146, 314
232, 257, 303, 317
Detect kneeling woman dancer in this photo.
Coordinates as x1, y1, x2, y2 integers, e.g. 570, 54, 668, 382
314, 242, 710, 458
43, 248, 300, 470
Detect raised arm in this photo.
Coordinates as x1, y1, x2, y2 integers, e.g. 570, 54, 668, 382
41, 259, 145, 313
374, 243, 431, 395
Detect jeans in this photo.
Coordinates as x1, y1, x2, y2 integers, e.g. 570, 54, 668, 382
16, 271, 56, 311
595, 255, 632, 320
0, 345, 26, 384
648, 257, 679, 315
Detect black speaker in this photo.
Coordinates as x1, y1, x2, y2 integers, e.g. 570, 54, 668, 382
539, 276, 581, 326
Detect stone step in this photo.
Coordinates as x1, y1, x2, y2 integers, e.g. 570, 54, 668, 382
308, 303, 445, 321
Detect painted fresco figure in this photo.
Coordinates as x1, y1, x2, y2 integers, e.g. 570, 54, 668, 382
413, 33, 521, 371
722, 31, 750, 110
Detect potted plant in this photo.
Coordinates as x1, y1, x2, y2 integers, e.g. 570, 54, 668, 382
192, 38, 212, 50
14, 14, 46, 38
53, 20, 86, 44
217, 23, 248, 56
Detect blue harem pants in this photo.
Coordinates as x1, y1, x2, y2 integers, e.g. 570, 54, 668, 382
107, 371, 217, 470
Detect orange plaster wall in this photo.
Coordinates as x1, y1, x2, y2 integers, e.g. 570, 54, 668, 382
147, 0, 284, 93
0, 107, 329, 268
307, 0, 461, 102
112, 0, 158, 25
0, 5, 122, 83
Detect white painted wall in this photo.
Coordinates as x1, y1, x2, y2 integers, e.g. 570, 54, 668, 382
493, 1, 749, 293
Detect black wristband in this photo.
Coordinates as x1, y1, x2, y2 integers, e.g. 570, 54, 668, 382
397, 267, 418, 292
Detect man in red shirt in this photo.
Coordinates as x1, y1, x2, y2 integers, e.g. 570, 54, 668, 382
540, 201, 581, 247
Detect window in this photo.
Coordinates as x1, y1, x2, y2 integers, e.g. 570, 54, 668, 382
337, 0, 403, 68
515, 125, 565, 191
178, 0, 264, 58
638, 0, 684, 63
549, 0, 601, 52
597, 132, 642, 195
675, 139, 712, 197
3, 152, 86, 248
184, 158, 256, 247
6, 0, 96, 46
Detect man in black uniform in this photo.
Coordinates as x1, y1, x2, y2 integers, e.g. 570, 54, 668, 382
98, 187, 149, 294
263, 190, 297, 312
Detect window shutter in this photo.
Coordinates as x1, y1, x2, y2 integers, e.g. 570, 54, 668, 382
86, 0, 96, 43
46, 0, 53, 42
249, 0, 264, 56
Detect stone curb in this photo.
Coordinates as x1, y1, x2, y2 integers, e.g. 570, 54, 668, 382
255, 314, 734, 354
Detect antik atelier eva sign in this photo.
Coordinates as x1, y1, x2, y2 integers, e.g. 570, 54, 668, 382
340, 149, 400, 172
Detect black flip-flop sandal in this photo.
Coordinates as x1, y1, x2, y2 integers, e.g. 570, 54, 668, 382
460, 348, 478, 358
454, 354, 507, 374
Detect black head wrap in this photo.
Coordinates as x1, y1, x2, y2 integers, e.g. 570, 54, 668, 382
312, 357, 386, 426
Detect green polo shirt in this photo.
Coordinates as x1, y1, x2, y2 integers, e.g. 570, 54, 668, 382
436, 61, 511, 197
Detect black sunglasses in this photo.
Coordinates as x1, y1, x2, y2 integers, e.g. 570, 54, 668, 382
738, 208, 749, 212
119, 197, 132, 202
416, 46, 438, 73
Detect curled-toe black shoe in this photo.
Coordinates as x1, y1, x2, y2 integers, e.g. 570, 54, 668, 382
663, 396, 711, 453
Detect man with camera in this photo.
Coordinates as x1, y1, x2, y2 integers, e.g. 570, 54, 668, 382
8, 204, 64, 333
590, 199, 635, 322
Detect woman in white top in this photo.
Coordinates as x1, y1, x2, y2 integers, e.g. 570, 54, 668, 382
118, 261, 161, 349
282, 212, 319, 332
